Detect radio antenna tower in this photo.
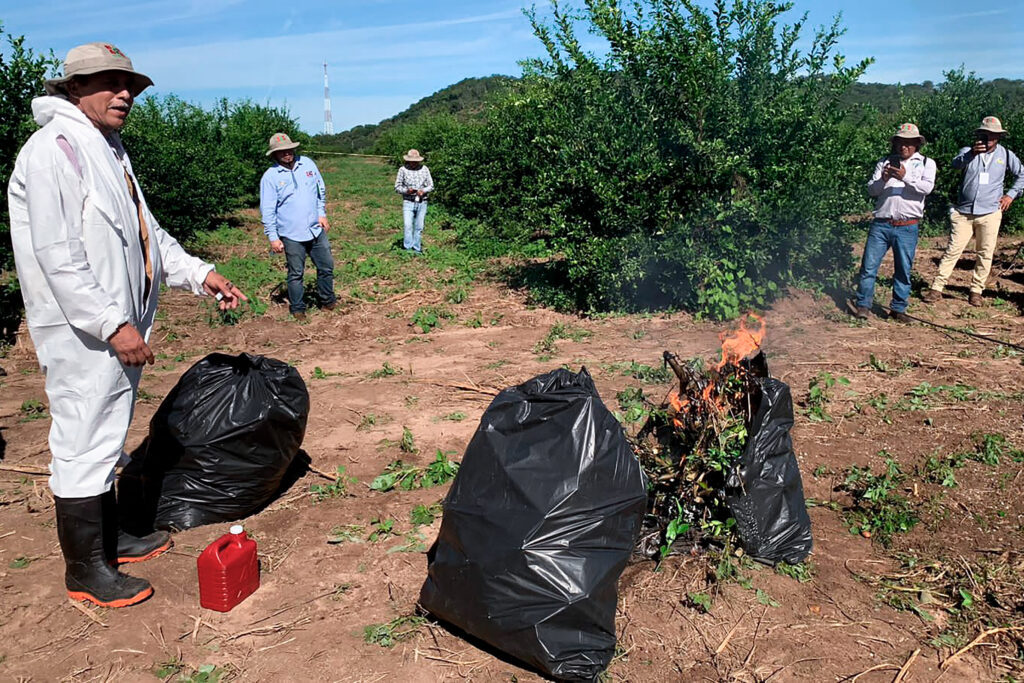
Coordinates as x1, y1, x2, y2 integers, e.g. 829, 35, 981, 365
323, 60, 334, 135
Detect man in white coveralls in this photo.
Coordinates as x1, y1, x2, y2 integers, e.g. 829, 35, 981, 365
7, 42, 246, 607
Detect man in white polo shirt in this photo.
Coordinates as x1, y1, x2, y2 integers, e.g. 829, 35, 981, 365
849, 123, 936, 322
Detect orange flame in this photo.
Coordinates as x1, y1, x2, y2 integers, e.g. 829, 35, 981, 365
666, 314, 767, 431
714, 314, 766, 372
668, 389, 689, 428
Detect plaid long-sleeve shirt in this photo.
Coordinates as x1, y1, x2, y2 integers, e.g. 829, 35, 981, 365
394, 165, 434, 197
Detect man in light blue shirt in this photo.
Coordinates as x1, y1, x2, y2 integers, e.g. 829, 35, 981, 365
924, 116, 1024, 307
260, 133, 335, 319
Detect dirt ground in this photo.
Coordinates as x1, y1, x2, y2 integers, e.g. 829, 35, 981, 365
1, 160, 1023, 681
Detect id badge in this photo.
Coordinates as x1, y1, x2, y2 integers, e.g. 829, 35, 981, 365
979, 172, 990, 185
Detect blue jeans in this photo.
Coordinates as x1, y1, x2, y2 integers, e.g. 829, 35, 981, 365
855, 220, 919, 313
282, 231, 335, 313
402, 200, 427, 252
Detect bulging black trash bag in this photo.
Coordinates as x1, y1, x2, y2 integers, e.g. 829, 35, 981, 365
119, 353, 308, 531
419, 367, 647, 682
724, 377, 812, 564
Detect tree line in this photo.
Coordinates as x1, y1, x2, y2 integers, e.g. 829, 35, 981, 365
3, 2, 1024, 326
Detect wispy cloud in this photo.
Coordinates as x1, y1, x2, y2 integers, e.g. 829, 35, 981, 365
931, 9, 1011, 21
10, 0, 248, 41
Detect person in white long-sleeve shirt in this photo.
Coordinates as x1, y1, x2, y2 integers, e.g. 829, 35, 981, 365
7, 42, 246, 608
394, 149, 434, 252
848, 123, 936, 322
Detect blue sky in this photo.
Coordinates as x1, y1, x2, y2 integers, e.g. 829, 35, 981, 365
2, 1, 1022, 133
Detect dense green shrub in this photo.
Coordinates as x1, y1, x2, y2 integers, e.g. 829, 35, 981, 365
0, 27, 57, 339
214, 98, 305, 205
121, 96, 302, 244
440, 0, 876, 318
372, 113, 467, 167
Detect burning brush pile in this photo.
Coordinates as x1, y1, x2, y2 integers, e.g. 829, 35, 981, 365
632, 316, 813, 565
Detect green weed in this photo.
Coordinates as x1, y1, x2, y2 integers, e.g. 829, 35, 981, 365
410, 502, 443, 526
367, 518, 397, 543
968, 433, 1024, 465
615, 386, 651, 425
421, 450, 460, 487
399, 426, 418, 454
363, 615, 426, 647
921, 453, 966, 488
659, 500, 690, 561
370, 450, 460, 492
8, 556, 31, 569
602, 360, 674, 383
775, 561, 814, 583
309, 466, 358, 502
445, 287, 468, 304
191, 224, 247, 248
357, 413, 390, 430
803, 372, 850, 422
442, 412, 467, 422
387, 531, 427, 554
839, 455, 918, 545
533, 322, 592, 356
327, 524, 365, 544
18, 399, 47, 421
687, 592, 712, 613
368, 362, 402, 379
411, 306, 454, 333
370, 461, 420, 492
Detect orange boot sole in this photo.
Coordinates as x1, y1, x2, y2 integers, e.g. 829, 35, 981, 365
117, 538, 173, 564
67, 585, 153, 608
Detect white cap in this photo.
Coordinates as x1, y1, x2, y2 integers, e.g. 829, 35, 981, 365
229, 524, 244, 534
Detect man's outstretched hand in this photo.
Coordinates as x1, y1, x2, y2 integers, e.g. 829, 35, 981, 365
203, 271, 249, 310
109, 323, 154, 367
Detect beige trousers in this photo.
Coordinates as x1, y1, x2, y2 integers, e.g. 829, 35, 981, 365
930, 209, 1002, 294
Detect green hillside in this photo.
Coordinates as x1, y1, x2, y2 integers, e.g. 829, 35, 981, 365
315, 76, 1024, 155
311, 75, 515, 153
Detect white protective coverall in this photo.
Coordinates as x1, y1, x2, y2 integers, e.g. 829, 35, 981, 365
8, 96, 214, 498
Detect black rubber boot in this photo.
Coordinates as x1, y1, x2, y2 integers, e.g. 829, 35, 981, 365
100, 489, 172, 564
54, 494, 153, 608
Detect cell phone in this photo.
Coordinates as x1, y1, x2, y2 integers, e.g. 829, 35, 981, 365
888, 156, 901, 168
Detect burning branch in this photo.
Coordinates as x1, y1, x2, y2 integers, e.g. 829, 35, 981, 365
634, 315, 768, 559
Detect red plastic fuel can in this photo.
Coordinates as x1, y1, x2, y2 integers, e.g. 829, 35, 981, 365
197, 525, 259, 612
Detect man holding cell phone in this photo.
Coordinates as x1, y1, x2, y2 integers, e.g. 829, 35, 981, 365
923, 116, 1024, 306
848, 123, 936, 322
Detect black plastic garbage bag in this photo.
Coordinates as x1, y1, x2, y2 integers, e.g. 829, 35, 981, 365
119, 353, 308, 531
724, 377, 812, 564
419, 367, 647, 682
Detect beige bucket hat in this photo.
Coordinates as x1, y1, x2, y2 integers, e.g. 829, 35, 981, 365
266, 132, 301, 156
891, 122, 926, 145
45, 42, 153, 96
976, 116, 1008, 136
403, 149, 424, 162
